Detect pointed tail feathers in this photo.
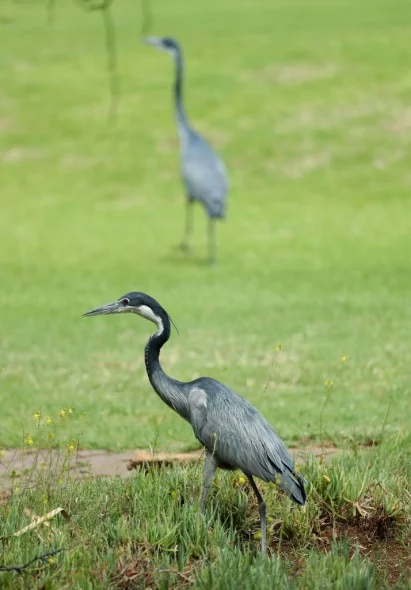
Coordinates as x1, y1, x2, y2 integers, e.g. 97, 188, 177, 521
279, 467, 307, 506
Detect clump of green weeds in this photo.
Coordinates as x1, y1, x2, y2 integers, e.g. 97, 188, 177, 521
0, 436, 410, 588
0, 405, 89, 500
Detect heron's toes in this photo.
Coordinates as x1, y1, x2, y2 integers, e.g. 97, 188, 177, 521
180, 241, 191, 254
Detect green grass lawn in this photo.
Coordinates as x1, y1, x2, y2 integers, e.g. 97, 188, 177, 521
0, 0, 410, 456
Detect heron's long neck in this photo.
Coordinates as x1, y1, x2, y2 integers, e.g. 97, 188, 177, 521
144, 313, 189, 421
173, 49, 190, 140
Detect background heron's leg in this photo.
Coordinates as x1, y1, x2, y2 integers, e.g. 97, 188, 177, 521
200, 450, 218, 514
247, 475, 267, 553
181, 200, 194, 252
208, 218, 216, 264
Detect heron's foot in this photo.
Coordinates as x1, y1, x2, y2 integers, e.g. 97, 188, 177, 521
180, 241, 191, 254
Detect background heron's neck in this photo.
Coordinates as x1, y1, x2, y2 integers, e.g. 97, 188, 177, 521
173, 49, 190, 141
144, 315, 189, 421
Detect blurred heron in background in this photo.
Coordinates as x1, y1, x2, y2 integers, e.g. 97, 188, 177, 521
144, 37, 229, 264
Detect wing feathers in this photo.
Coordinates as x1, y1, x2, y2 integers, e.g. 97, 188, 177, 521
187, 377, 306, 505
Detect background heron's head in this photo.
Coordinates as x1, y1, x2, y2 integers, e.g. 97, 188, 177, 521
83, 291, 166, 328
143, 36, 180, 56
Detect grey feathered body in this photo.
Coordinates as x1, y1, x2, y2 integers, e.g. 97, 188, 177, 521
150, 356, 305, 506
180, 128, 229, 219
184, 377, 306, 505
139, 289, 306, 510
151, 349, 306, 505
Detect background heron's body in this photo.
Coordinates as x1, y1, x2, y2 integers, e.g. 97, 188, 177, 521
145, 37, 229, 263
180, 131, 228, 220
84, 292, 306, 552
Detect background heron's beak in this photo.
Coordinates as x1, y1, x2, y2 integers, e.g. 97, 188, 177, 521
142, 36, 163, 49
83, 301, 120, 317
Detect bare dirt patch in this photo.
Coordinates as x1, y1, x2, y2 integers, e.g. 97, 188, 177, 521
314, 514, 411, 586
344, 522, 410, 586
0, 444, 341, 494
272, 505, 411, 586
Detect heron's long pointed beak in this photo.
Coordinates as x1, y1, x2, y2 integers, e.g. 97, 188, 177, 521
83, 301, 120, 317
142, 36, 163, 48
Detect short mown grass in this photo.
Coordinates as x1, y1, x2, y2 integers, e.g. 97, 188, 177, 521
1, 0, 411, 450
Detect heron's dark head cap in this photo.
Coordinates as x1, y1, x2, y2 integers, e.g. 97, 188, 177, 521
83, 291, 175, 331
143, 36, 180, 54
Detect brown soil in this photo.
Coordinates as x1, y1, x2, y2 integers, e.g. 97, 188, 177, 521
275, 505, 410, 586
343, 522, 410, 586
0, 444, 341, 494
314, 514, 410, 586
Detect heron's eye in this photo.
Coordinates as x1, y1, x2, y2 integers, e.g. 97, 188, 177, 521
121, 298, 130, 306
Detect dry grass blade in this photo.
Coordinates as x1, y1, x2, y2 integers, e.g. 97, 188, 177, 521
14, 507, 71, 537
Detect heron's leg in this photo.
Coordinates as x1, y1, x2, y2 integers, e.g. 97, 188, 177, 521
208, 218, 216, 265
247, 475, 267, 554
200, 450, 218, 514
181, 200, 194, 253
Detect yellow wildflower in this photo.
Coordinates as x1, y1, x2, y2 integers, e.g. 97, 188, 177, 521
45, 416, 52, 426
324, 379, 334, 388
59, 409, 66, 419
341, 355, 348, 363
66, 440, 76, 453
275, 344, 283, 352
33, 410, 41, 423
237, 475, 247, 485
24, 434, 33, 446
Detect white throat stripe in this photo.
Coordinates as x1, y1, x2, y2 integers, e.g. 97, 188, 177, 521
138, 305, 164, 334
